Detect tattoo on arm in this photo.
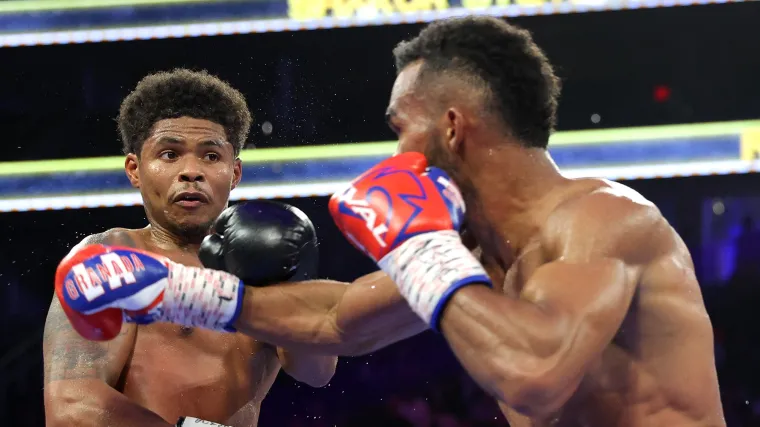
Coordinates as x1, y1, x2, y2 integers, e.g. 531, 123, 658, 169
43, 299, 133, 384
44, 230, 136, 385
44, 302, 102, 383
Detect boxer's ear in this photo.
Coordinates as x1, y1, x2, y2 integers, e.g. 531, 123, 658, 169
124, 154, 140, 188
445, 108, 466, 156
231, 158, 242, 190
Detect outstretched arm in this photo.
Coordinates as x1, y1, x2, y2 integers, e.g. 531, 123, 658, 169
233, 271, 428, 356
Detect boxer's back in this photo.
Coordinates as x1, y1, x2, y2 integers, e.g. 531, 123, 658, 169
109, 228, 282, 425
501, 181, 724, 427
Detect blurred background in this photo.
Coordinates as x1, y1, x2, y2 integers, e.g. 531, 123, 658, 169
2, 0, 760, 426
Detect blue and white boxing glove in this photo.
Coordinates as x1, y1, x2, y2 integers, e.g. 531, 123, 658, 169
55, 244, 244, 341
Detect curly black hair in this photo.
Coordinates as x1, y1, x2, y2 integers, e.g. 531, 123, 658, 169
118, 69, 251, 156
393, 16, 560, 149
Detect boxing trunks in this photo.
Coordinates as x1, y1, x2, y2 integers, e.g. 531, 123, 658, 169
177, 416, 232, 426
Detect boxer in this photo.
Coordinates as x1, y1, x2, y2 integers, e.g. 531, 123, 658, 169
57, 19, 725, 427
42, 69, 337, 427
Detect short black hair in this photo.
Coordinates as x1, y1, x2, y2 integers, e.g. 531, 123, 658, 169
393, 16, 560, 149
118, 69, 251, 156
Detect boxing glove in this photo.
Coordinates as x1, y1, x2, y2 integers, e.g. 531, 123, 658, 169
329, 152, 492, 331
199, 201, 319, 285
56, 244, 243, 341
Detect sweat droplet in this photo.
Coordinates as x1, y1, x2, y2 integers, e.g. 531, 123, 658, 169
262, 121, 273, 135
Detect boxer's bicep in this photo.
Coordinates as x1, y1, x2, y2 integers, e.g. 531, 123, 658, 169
510, 193, 659, 395
43, 297, 136, 386
527, 190, 664, 356
520, 258, 636, 360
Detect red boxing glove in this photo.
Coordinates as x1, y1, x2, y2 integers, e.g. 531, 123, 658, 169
328, 152, 491, 330
329, 152, 464, 261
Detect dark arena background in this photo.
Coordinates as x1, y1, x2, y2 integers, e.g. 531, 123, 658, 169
2, 0, 760, 426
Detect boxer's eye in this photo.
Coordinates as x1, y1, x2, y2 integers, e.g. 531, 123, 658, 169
204, 153, 220, 162
159, 151, 178, 160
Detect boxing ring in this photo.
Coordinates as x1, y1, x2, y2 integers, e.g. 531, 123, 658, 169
2, 1, 760, 425
1, 120, 759, 213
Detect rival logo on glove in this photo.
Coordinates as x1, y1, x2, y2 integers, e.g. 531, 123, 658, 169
335, 185, 389, 249
333, 161, 456, 262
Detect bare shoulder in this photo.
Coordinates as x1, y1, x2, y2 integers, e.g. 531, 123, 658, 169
543, 179, 675, 264
74, 227, 142, 250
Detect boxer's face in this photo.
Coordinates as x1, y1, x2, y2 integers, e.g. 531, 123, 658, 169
388, 62, 432, 157
388, 62, 477, 210
125, 117, 242, 241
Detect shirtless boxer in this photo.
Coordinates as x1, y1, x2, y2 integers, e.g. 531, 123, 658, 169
56, 18, 724, 427
42, 69, 337, 427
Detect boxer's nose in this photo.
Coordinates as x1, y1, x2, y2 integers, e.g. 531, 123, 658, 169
179, 171, 205, 182
178, 159, 205, 183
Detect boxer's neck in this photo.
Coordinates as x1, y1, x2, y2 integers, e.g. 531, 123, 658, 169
466, 143, 568, 257
146, 224, 203, 253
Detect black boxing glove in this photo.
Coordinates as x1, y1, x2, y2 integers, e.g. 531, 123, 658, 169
199, 200, 319, 286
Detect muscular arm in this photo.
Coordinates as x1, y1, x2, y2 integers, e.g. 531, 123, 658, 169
437, 193, 664, 417
234, 271, 428, 356
44, 231, 172, 427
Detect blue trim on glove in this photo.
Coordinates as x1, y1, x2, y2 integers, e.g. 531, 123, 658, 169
223, 279, 246, 333
430, 274, 493, 333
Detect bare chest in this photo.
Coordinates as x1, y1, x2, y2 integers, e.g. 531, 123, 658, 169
122, 324, 280, 424
120, 240, 279, 423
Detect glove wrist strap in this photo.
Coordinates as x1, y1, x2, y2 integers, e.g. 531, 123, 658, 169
158, 264, 244, 332
378, 230, 492, 332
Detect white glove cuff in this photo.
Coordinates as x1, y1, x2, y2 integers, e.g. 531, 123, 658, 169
161, 264, 244, 332
378, 230, 492, 331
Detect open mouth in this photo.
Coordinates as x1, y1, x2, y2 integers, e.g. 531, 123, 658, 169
174, 192, 208, 208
